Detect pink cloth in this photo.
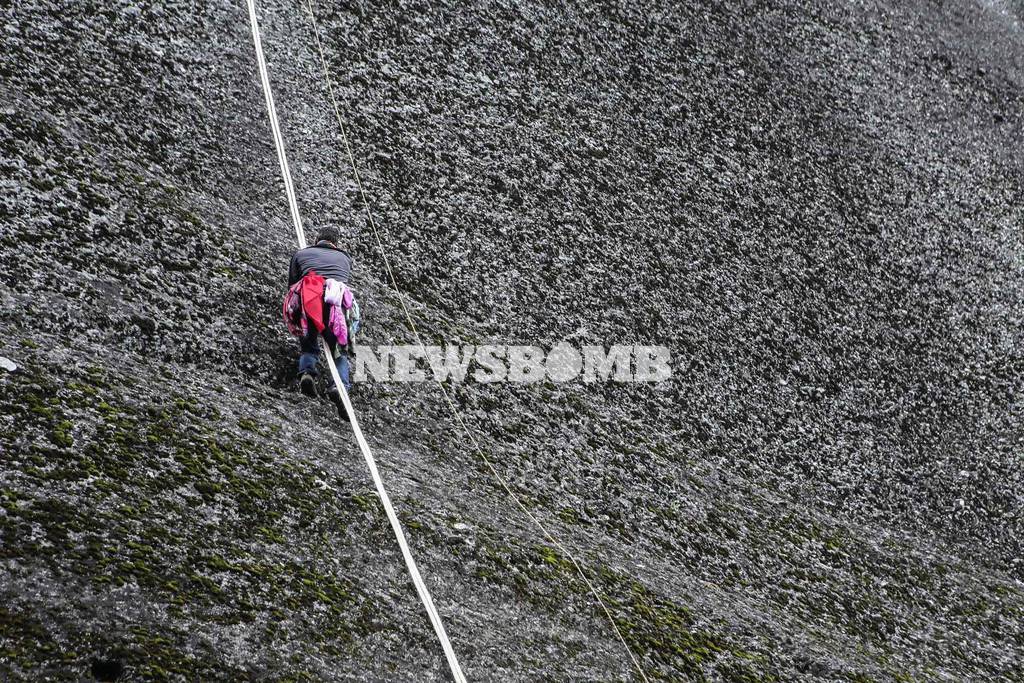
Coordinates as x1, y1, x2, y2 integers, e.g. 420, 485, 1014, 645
323, 279, 353, 309
323, 279, 353, 345
329, 305, 348, 346
283, 276, 353, 342
282, 280, 307, 337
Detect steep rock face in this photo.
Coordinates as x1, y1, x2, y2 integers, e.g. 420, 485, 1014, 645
1, 0, 1022, 681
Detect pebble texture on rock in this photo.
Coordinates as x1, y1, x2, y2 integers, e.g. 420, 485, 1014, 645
1, 0, 1022, 681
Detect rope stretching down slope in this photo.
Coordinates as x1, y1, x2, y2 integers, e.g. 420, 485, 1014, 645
245, 2, 467, 681
248, 0, 651, 679
299, 2, 651, 681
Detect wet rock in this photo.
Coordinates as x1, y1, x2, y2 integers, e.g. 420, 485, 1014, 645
1, 0, 1022, 681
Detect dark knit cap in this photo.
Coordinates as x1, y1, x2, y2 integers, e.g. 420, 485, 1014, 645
315, 224, 341, 245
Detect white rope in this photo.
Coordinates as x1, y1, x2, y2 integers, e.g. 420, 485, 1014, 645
321, 356, 466, 683
300, 2, 650, 681
247, 0, 305, 248
245, 3, 467, 681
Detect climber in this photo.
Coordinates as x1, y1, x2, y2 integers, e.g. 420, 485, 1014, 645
282, 224, 360, 414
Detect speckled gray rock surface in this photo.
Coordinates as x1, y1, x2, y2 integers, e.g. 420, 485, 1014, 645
1, 0, 1022, 681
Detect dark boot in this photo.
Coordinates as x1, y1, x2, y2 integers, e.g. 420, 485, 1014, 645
299, 372, 316, 397
326, 386, 351, 423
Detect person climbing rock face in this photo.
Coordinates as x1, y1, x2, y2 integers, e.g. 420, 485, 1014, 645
281, 225, 361, 416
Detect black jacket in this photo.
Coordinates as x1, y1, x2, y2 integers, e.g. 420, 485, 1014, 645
288, 242, 353, 286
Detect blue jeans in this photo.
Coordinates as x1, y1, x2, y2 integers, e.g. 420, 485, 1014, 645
299, 324, 352, 391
